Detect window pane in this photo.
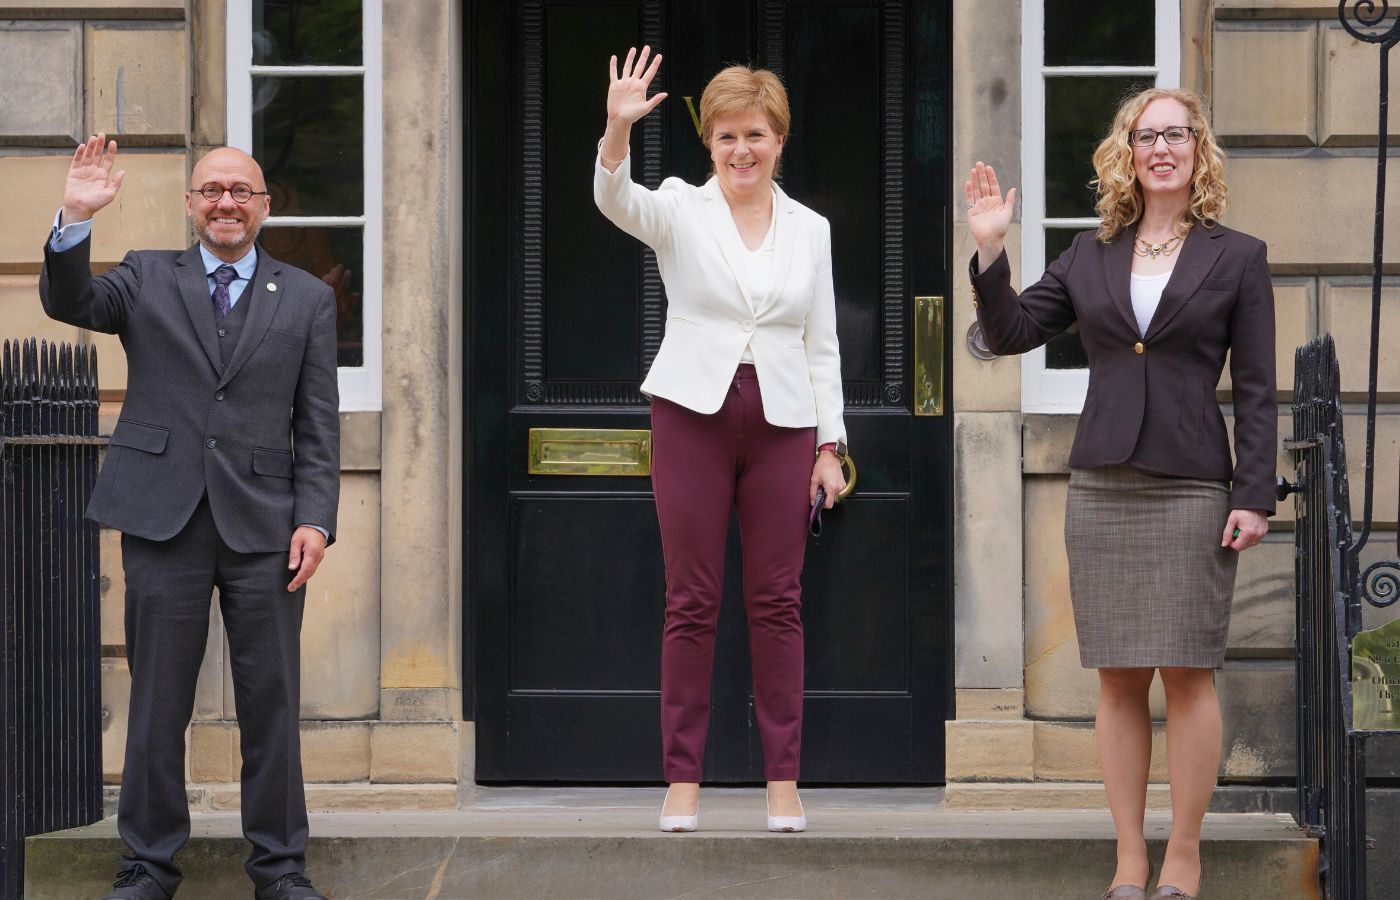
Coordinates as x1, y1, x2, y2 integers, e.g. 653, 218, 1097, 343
1045, 75, 1153, 218
1044, 227, 1088, 369
253, 0, 362, 66
1045, 0, 1154, 66
258, 225, 364, 368
253, 76, 363, 217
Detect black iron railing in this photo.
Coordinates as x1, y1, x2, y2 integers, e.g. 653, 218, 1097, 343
0, 339, 104, 899
1288, 336, 1367, 899
1286, 5, 1400, 898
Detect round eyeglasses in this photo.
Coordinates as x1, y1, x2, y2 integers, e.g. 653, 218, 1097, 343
191, 183, 268, 203
1128, 126, 1197, 148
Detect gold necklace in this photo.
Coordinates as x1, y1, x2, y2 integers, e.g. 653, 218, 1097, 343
1133, 231, 1186, 259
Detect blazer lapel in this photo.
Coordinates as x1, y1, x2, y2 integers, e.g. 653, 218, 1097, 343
1144, 225, 1225, 340
700, 178, 757, 314
758, 184, 799, 316
175, 244, 223, 375
218, 248, 282, 388
1101, 231, 1138, 334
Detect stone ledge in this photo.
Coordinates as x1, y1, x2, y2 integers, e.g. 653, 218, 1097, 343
0, 1, 184, 18
194, 782, 460, 812
1214, 1, 1352, 18
340, 410, 381, 470
946, 781, 1173, 811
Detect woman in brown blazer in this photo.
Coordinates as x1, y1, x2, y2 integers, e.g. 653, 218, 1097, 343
965, 88, 1276, 899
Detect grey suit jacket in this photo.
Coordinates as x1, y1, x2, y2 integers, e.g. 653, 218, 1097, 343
970, 223, 1278, 514
39, 237, 340, 553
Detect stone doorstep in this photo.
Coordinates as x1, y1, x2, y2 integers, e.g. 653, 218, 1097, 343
27, 788, 1319, 899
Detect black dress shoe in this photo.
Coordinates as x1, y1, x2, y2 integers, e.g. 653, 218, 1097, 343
254, 872, 326, 900
102, 864, 171, 899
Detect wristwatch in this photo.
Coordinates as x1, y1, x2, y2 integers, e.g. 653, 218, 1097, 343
817, 440, 848, 460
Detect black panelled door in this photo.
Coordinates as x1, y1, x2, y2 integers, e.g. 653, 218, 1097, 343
468, 0, 951, 783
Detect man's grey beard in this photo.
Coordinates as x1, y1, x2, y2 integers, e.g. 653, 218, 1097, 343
198, 220, 262, 254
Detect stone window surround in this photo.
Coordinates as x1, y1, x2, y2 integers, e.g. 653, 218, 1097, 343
225, 0, 385, 412
1019, 0, 1181, 413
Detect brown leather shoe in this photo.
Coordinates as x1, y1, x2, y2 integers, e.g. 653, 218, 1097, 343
1101, 886, 1147, 900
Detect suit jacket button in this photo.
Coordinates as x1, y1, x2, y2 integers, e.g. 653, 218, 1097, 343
206, 438, 217, 449
1133, 341, 1144, 355
214, 391, 225, 401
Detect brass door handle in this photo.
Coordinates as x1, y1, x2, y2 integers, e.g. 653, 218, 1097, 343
836, 453, 857, 501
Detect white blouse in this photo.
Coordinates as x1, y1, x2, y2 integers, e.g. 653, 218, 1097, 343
1129, 269, 1172, 338
721, 198, 778, 364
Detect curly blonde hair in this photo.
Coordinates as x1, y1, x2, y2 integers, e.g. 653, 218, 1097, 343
1090, 87, 1228, 242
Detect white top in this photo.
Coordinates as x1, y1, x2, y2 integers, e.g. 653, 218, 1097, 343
724, 205, 778, 364
1130, 269, 1172, 337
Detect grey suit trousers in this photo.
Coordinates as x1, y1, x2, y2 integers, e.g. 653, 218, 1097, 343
118, 496, 307, 895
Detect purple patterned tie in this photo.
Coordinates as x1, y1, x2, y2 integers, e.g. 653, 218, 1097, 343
211, 264, 238, 319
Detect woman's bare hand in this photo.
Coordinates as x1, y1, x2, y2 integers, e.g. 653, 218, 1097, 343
964, 161, 1016, 267
810, 452, 846, 510
608, 46, 668, 125
1222, 508, 1268, 552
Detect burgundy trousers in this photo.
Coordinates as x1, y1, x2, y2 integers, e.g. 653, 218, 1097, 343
650, 364, 815, 783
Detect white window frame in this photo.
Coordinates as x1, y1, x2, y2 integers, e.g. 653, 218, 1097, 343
1019, 2, 1179, 412
226, 0, 383, 411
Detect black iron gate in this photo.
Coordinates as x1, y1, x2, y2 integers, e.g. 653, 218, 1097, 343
0, 339, 104, 899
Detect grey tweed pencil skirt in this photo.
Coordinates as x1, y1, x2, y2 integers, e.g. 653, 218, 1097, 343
1064, 464, 1239, 669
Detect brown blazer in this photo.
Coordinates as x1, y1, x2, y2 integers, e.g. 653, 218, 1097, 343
970, 223, 1278, 514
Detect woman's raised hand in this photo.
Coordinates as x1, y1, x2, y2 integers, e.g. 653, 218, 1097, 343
608, 46, 668, 124
964, 161, 1016, 257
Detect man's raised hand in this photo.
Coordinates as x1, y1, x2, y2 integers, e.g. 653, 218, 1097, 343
62, 134, 126, 227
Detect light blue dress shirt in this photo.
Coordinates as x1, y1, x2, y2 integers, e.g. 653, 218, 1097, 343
50, 211, 258, 307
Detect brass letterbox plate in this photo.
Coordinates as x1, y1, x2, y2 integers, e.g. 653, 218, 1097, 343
527, 428, 653, 476
1351, 614, 1400, 732
914, 295, 945, 416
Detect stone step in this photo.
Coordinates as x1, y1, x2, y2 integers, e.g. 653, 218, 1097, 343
25, 788, 1319, 899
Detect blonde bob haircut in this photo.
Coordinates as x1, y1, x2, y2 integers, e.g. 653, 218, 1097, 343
1090, 87, 1228, 242
699, 65, 791, 148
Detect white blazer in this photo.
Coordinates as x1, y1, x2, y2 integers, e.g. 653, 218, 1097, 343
594, 154, 847, 446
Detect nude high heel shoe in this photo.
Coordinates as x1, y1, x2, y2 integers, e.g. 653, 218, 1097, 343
658, 787, 698, 833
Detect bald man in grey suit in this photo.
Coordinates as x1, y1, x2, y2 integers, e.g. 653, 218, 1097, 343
40, 135, 339, 900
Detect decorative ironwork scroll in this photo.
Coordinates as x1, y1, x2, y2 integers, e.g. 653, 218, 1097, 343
1337, 1, 1400, 609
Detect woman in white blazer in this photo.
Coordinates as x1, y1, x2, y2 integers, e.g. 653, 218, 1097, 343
595, 48, 847, 834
